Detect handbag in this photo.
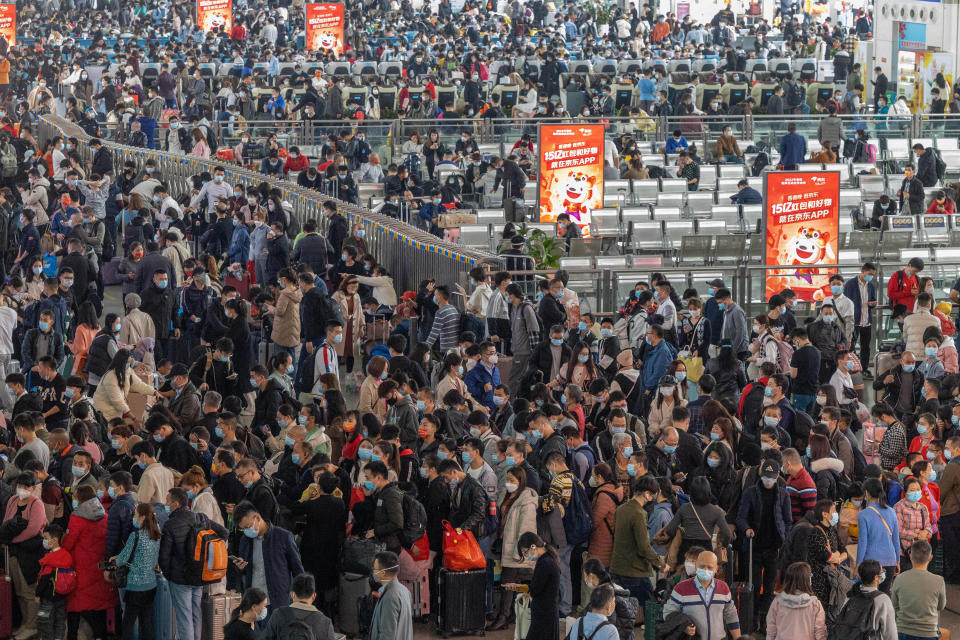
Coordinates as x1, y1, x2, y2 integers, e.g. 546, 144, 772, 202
690, 505, 728, 565
111, 531, 139, 589
441, 520, 486, 571
652, 525, 684, 568
513, 593, 531, 640
342, 537, 384, 575
677, 352, 704, 383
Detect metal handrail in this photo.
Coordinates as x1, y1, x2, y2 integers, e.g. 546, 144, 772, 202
37, 114, 504, 293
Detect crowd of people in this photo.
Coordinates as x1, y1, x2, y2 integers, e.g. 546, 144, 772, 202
0, 1, 957, 640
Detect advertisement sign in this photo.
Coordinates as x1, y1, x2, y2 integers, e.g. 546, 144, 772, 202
0, 6, 15, 48
305, 3, 345, 56
197, 0, 232, 32
538, 123, 605, 238
898, 22, 926, 52
763, 171, 841, 302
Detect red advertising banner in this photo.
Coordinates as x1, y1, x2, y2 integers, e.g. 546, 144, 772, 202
305, 3, 345, 56
0, 5, 15, 48
197, 0, 232, 32
763, 171, 841, 301
538, 123, 605, 238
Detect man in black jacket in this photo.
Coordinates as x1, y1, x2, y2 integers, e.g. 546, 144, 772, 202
160, 487, 229, 640
898, 164, 927, 216
89, 138, 112, 177
236, 457, 281, 524
913, 144, 939, 187
534, 324, 571, 385
251, 365, 283, 438
134, 242, 176, 294
291, 221, 328, 276
363, 461, 404, 554
140, 268, 178, 361
492, 156, 526, 203
323, 200, 348, 263
537, 280, 568, 337
145, 413, 200, 474
438, 458, 487, 539
872, 67, 888, 107
104, 471, 136, 560
59, 239, 91, 306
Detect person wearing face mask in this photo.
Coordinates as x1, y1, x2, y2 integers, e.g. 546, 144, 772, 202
806, 302, 846, 384
873, 351, 923, 428
109, 502, 163, 640
894, 476, 933, 571
856, 478, 902, 596
487, 465, 538, 630
223, 587, 268, 640
159, 487, 230, 640
902, 292, 941, 359
664, 548, 742, 640
736, 458, 792, 626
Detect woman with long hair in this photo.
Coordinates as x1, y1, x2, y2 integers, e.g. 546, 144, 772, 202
333, 275, 364, 374
555, 342, 598, 393
490, 466, 538, 630
765, 562, 827, 640
91, 349, 158, 420
116, 503, 163, 640
179, 465, 224, 526
223, 587, 267, 640
190, 127, 210, 158
647, 374, 685, 438
705, 339, 747, 404
357, 356, 388, 422
67, 302, 101, 378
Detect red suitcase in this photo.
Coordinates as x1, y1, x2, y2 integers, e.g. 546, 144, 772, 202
0, 546, 13, 637
224, 271, 251, 299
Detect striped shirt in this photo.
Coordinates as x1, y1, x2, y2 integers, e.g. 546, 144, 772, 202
786, 467, 818, 523
426, 303, 461, 353
312, 341, 339, 396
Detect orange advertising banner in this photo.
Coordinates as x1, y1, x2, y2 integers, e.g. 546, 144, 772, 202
763, 171, 841, 302
538, 123, 604, 238
197, 0, 232, 32
0, 5, 15, 48
305, 3, 345, 56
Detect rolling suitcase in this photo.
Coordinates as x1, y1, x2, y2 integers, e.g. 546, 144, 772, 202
437, 568, 486, 637
730, 538, 755, 635
872, 351, 895, 402
338, 571, 371, 636
154, 574, 178, 640
201, 590, 241, 640
398, 549, 432, 618
224, 271, 251, 298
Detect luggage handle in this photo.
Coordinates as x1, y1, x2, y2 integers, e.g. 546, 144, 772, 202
2, 544, 8, 580
747, 536, 753, 589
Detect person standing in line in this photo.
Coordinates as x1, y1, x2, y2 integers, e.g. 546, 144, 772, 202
369, 551, 413, 640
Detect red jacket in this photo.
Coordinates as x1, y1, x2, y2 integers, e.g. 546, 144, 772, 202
38, 546, 73, 579
886, 269, 918, 311
230, 23, 246, 40
62, 506, 119, 612
284, 154, 309, 174
925, 198, 955, 215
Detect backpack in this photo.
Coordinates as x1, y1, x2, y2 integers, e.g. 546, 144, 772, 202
842, 138, 856, 158
183, 513, 228, 586
285, 618, 317, 640
788, 82, 805, 109
0, 143, 17, 178
561, 473, 594, 547
750, 152, 769, 177
866, 143, 877, 163
934, 148, 947, 182
521, 300, 544, 337
53, 567, 77, 595
774, 338, 794, 374
850, 443, 867, 481
398, 491, 427, 549
832, 588, 881, 640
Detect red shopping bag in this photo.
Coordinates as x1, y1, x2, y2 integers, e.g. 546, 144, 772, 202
441, 520, 486, 571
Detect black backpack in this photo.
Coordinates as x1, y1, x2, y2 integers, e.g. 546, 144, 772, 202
832, 587, 881, 640
285, 618, 316, 640
751, 152, 769, 177
850, 444, 868, 481
561, 473, 594, 547
842, 138, 856, 159
398, 491, 427, 548
934, 148, 947, 182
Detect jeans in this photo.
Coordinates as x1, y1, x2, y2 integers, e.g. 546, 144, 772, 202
792, 393, 815, 414
557, 543, 574, 616
169, 582, 203, 640
898, 634, 938, 640
138, 117, 158, 150
610, 572, 654, 606
122, 588, 156, 640
37, 598, 66, 640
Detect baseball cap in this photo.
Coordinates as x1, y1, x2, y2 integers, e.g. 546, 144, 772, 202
760, 460, 780, 479
706, 278, 725, 288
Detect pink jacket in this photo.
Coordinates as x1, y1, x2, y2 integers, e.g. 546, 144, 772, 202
766, 592, 827, 640
3, 494, 47, 543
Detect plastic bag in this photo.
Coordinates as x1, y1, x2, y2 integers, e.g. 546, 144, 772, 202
441, 520, 486, 571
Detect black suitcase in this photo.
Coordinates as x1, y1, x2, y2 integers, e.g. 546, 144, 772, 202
437, 568, 486, 637
730, 538, 755, 635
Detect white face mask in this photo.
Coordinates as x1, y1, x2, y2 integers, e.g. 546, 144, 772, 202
684, 561, 696, 576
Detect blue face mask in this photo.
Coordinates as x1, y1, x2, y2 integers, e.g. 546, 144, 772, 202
707, 457, 720, 469
215, 427, 225, 438
138, 461, 147, 470
675, 372, 686, 383
370, 454, 381, 462
157, 280, 168, 289
717, 302, 726, 311
763, 416, 779, 427
292, 454, 301, 465
925, 347, 938, 357
358, 449, 373, 461
622, 446, 634, 458
551, 338, 563, 347
286, 364, 295, 375
249, 377, 258, 388
864, 274, 874, 283
829, 512, 840, 526
153, 434, 163, 443
907, 490, 922, 503
38, 320, 49, 332
626, 463, 637, 477
929, 469, 937, 482
363, 480, 376, 492
577, 355, 589, 364
108, 487, 117, 500
72, 499, 79, 510
903, 364, 916, 373
764, 386, 774, 397
663, 444, 678, 454
243, 525, 259, 538
132, 518, 142, 529
821, 314, 835, 323
710, 432, 720, 441
285, 436, 295, 447
918, 424, 928, 435
416, 399, 426, 412
578, 321, 587, 332
96, 489, 104, 500
437, 451, 448, 460
830, 285, 842, 295
805, 446, 812, 458
695, 568, 714, 583
186, 490, 195, 500
111, 439, 121, 450
71, 465, 85, 478
461, 451, 472, 464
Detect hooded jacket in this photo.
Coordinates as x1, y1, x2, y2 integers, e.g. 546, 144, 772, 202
765, 591, 827, 640
63, 498, 119, 612
735, 476, 793, 552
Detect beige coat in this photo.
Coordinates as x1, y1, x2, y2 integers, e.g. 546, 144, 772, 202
271, 286, 303, 347
357, 375, 386, 421
332, 290, 364, 357
500, 487, 538, 569
163, 242, 191, 284
136, 461, 174, 505
647, 396, 687, 438
92, 367, 156, 420
436, 373, 477, 409
191, 488, 224, 526
119, 308, 156, 348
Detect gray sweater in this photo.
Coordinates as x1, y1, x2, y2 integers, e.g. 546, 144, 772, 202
509, 300, 541, 356
77, 177, 111, 220
720, 303, 748, 355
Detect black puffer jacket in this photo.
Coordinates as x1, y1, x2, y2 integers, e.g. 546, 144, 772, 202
159, 507, 227, 586
371, 481, 404, 552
